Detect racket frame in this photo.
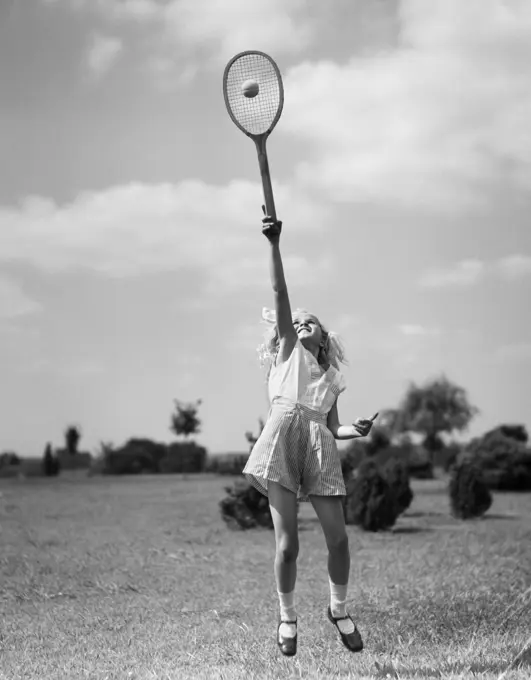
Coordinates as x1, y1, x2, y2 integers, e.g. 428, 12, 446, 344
223, 50, 284, 221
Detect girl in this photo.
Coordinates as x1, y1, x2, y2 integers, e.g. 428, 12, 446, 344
243, 213, 377, 657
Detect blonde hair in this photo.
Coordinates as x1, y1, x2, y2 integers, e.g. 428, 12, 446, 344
257, 307, 348, 381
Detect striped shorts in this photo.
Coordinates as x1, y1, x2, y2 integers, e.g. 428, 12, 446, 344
243, 397, 346, 502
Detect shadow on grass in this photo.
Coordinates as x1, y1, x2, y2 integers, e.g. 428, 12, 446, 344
484, 513, 520, 520
374, 657, 530, 678
298, 518, 432, 534
390, 525, 432, 534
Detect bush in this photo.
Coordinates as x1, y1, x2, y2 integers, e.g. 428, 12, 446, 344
0, 451, 22, 478
161, 441, 207, 473
125, 438, 167, 470
219, 478, 274, 530
205, 453, 249, 475
56, 449, 92, 470
406, 446, 434, 479
99, 439, 163, 475
0, 451, 21, 467
464, 427, 531, 491
342, 440, 435, 480
365, 426, 392, 457
436, 441, 463, 472
340, 441, 367, 479
449, 457, 492, 519
496, 424, 528, 444
42, 443, 60, 477
383, 458, 413, 515
343, 459, 400, 531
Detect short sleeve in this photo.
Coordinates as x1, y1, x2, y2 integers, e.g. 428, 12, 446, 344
331, 370, 346, 397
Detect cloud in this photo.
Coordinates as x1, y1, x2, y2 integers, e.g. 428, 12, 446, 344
41, 0, 159, 19
0, 278, 42, 320
419, 260, 485, 288
493, 342, 531, 362
420, 253, 531, 287
86, 33, 123, 78
0, 181, 330, 283
43, 0, 312, 70
209, 253, 332, 296
19, 357, 104, 378
398, 324, 440, 337
160, 0, 311, 63
280, 0, 531, 211
496, 254, 531, 280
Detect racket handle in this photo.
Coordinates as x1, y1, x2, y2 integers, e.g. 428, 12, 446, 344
255, 137, 277, 221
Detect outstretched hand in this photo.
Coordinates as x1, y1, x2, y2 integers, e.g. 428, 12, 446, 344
261, 206, 282, 243
353, 412, 379, 437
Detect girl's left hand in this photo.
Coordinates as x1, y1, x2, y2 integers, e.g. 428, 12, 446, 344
353, 413, 378, 437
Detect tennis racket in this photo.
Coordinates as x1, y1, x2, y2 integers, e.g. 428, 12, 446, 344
223, 50, 284, 221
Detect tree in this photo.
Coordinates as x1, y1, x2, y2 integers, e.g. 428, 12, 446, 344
170, 398, 202, 439
389, 375, 478, 469
43, 443, 55, 477
64, 425, 81, 455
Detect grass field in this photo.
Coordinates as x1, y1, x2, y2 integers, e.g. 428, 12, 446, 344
1, 473, 530, 680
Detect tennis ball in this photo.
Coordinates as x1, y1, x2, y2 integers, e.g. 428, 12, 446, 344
242, 79, 259, 98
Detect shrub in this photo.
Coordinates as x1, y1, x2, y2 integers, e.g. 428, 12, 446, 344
340, 441, 367, 479
436, 441, 463, 472
406, 446, 434, 479
0, 451, 22, 478
125, 438, 167, 470
449, 457, 492, 519
464, 427, 531, 491
205, 453, 249, 475
383, 458, 413, 515
0, 451, 21, 468
42, 443, 60, 477
56, 449, 92, 470
161, 441, 207, 473
220, 478, 301, 530
365, 426, 392, 457
100, 439, 162, 475
220, 478, 274, 530
496, 424, 528, 444
343, 459, 400, 531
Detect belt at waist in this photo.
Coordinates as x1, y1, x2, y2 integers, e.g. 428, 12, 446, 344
270, 396, 328, 425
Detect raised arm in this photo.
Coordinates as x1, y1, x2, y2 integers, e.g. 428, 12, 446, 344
262, 214, 297, 360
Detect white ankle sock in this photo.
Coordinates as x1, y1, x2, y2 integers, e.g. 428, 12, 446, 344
277, 590, 297, 638
329, 578, 355, 635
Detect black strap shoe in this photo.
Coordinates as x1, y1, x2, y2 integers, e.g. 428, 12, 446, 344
277, 617, 297, 656
327, 605, 363, 653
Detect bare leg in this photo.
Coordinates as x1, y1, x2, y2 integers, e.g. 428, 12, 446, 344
268, 481, 299, 634
309, 494, 356, 635
268, 481, 299, 593
309, 494, 350, 584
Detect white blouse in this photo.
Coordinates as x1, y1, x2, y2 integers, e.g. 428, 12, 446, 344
268, 338, 346, 414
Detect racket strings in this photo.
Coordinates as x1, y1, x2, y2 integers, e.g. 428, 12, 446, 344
225, 54, 281, 135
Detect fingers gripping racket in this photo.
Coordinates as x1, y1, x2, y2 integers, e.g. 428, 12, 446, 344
223, 51, 284, 220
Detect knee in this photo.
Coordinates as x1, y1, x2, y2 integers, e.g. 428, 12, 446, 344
328, 532, 349, 553
276, 536, 299, 563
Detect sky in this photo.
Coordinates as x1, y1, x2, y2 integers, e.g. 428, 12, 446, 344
0, 0, 530, 458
